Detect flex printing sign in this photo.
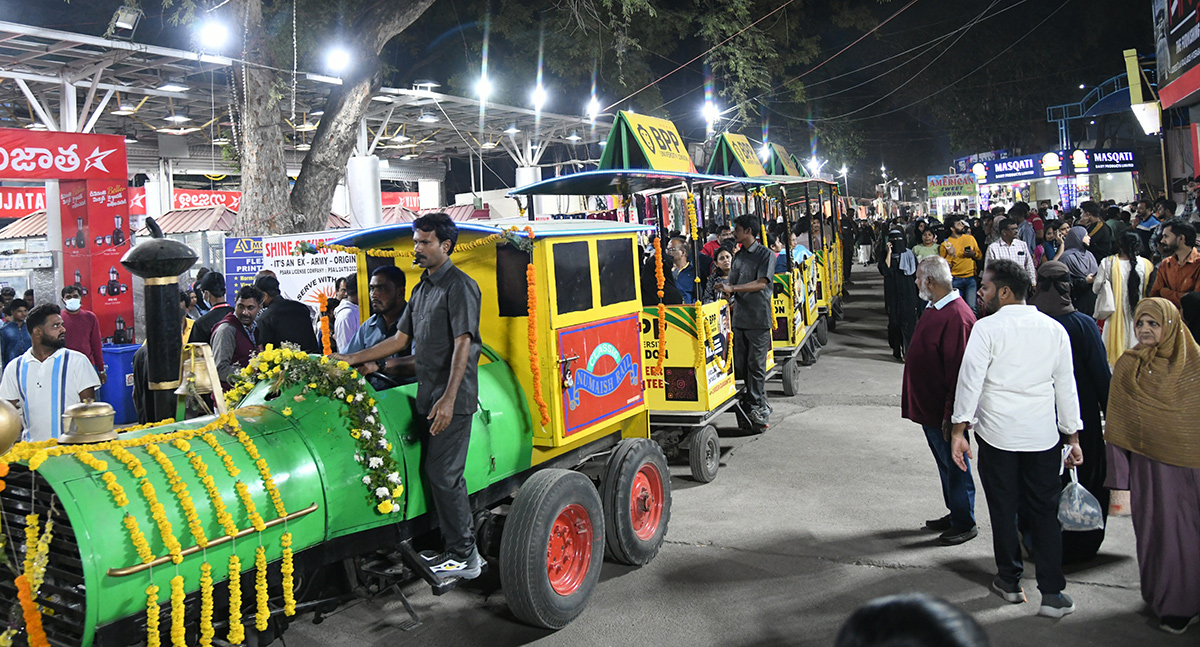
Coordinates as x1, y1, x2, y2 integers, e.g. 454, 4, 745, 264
0, 129, 126, 180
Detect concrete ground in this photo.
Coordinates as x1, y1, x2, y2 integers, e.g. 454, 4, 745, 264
288, 265, 1176, 647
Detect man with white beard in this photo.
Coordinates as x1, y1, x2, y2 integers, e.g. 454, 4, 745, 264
900, 255, 979, 545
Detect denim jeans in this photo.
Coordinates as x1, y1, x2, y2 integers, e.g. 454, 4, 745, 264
952, 276, 977, 312
922, 425, 976, 530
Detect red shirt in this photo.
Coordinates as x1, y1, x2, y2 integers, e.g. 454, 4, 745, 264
62, 308, 104, 373
901, 295, 976, 427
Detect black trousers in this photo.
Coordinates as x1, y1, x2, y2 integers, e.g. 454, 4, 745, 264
977, 437, 1065, 594
419, 412, 475, 557
733, 327, 771, 411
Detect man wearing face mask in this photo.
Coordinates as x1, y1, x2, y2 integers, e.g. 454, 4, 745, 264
60, 285, 105, 384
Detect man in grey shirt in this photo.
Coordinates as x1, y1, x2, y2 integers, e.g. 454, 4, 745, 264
719, 215, 775, 429
337, 213, 483, 580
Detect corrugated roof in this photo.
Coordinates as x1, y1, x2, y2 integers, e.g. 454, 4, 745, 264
0, 211, 47, 240
137, 207, 350, 235
380, 204, 489, 224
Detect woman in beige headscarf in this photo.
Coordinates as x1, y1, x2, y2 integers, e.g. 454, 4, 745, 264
1105, 297, 1200, 634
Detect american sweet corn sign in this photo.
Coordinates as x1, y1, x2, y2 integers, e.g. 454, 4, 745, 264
926, 174, 978, 199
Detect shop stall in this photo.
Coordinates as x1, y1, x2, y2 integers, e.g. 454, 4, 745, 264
968, 148, 1139, 211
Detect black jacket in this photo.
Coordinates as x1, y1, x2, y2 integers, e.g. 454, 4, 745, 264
256, 298, 321, 354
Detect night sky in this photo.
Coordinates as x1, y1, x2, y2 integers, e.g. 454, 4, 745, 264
2, 0, 1158, 197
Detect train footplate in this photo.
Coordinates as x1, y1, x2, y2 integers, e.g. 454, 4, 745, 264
397, 540, 489, 596
358, 553, 424, 630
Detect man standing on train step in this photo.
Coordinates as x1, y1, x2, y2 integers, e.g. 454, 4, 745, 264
720, 215, 774, 429
336, 212, 484, 581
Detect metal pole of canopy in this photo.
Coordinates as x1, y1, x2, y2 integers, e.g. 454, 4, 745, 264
526, 196, 535, 222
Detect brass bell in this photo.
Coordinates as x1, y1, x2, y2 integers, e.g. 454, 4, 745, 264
59, 400, 117, 444
177, 344, 217, 396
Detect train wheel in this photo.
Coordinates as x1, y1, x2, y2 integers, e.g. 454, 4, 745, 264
500, 469, 605, 629
816, 316, 830, 345
601, 438, 672, 565
687, 425, 720, 483
780, 357, 801, 396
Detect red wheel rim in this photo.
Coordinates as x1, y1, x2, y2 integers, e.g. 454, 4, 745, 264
629, 462, 664, 541
546, 503, 593, 596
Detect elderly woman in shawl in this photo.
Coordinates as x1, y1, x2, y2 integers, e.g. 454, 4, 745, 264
1060, 226, 1099, 316
880, 227, 920, 360
1105, 297, 1200, 634
1029, 261, 1111, 563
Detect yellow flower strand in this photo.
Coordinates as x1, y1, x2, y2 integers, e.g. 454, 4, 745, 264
123, 513, 155, 564
686, 193, 702, 291
22, 514, 38, 577
254, 545, 269, 631
26, 517, 52, 596
234, 481, 266, 532
111, 447, 184, 564
119, 419, 177, 435
280, 532, 296, 616
227, 555, 244, 645
234, 428, 287, 519
182, 447, 238, 538
313, 229, 512, 258
200, 431, 241, 478
700, 311, 733, 374
102, 472, 129, 506
199, 562, 215, 647
170, 575, 186, 647
72, 450, 108, 471
1, 414, 231, 469
146, 444, 208, 549
146, 585, 161, 647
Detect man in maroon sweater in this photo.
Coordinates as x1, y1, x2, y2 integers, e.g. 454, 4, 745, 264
60, 285, 105, 384
901, 255, 977, 545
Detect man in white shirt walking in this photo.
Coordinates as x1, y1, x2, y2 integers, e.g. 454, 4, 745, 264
950, 259, 1083, 619
984, 218, 1036, 283
0, 304, 100, 441
333, 273, 361, 352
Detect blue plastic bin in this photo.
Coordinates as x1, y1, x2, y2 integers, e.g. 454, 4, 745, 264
99, 344, 141, 425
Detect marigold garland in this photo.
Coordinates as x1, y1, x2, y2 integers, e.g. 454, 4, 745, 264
26, 518, 52, 596
15, 575, 48, 647
234, 429, 287, 519
146, 444, 208, 549
303, 230, 512, 258
254, 545, 269, 631
200, 432, 241, 478
146, 584, 161, 647
280, 532, 296, 616
227, 555, 244, 644
321, 294, 333, 355
22, 514, 37, 577
123, 513, 155, 564
652, 237, 668, 374
183, 446, 238, 538
700, 310, 733, 374
235, 481, 266, 532
525, 263, 550, 427
170, 575, 186, 647
102, 472, 130, 506
199, 562, 215, 647
685, 193, 702, 291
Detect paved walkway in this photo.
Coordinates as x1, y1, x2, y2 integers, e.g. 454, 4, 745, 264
289, 266, 1172, 646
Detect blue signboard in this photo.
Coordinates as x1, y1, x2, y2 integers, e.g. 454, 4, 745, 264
224, 236, 263, 306
972, 149, 1137, 185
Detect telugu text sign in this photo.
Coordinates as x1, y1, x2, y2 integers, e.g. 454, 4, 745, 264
0, 129, 126, 180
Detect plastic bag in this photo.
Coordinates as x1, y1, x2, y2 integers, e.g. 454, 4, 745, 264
1058, 467, 1105, 531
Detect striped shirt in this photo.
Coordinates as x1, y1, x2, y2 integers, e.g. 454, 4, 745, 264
0, 348, 100, 441
984, 238, 1037, 283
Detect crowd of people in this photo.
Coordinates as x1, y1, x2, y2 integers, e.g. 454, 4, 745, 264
881, 197, 1200, 634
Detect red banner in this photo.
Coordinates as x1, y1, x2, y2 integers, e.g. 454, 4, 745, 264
0, 187, 47, 218
382, 192, 421, 209
127, 188, 420, 216
0, 129, 126, 180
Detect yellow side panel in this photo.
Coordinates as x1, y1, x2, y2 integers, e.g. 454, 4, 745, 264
639, 301, 736, 412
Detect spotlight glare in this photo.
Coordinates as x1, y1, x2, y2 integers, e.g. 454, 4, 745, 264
326, 48, 351, 73
476, 75, 492, 100
197, 20, 229, 49
531, 85, 547, 111
587, 96, 600, 120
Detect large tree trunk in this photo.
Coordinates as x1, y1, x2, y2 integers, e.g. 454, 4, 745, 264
287, 0, 438, 230
231, 0, 297, 236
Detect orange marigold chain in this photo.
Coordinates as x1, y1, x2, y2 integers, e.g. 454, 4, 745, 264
525, 262, 550, 427
652, 236, 667, 374
16, 575, 49, 647
321, 295, 333, 355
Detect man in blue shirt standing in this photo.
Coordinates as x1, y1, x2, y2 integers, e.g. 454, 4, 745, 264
0, 299, 31, 368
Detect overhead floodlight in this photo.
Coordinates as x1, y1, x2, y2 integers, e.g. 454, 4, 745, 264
880, 164, 886, 172
1132, 101, 1161, 135
294, 121, 318, 132
197, 20, 229, 50
417, 111, 439, 123
1079, 83, 1086, 90
531, 85, 547, 111
306, 73, 342, 85
390, 134, 411, 143
839, 165, 848, 176
531, 144, 540, 150
296, 143, 312, 151
759, 144, 770, 161
587, 96, 600, 120
111, 101, 138, 116
326, 48, 351, 74
164, 110, 192, 124
157, 79, 189, 92
481, 141, 498, 149
112, 4, 142, 38
123, 132, 138, 144
400, 154, 417, 160
476, 75, 492, 101
702, 102, 719, 125
309, 110, 324, 117
211, 135, 230, 145
413, 80, 441, 91
371, 95, 393, 103
565, 132, 582, 142
503, 125, 520, 135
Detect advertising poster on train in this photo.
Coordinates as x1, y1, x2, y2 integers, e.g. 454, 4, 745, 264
260, 232, 357, 313
557, 314, 643, 435
701, 306, 731, 390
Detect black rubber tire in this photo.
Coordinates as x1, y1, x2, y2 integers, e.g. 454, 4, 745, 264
687, 425, 720, 483
780, 357, 800, 396
600, 438, 672, 565
500, 469, 605, 630
816, 316, 830, 345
